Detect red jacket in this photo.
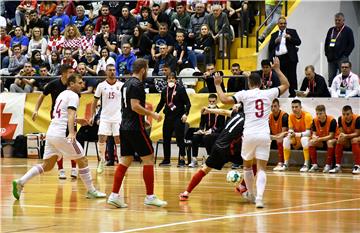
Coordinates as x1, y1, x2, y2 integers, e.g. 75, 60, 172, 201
95, 15, 117, 34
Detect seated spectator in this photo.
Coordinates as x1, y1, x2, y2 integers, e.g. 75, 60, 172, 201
80, 48, 98, 76
131, 0, 151, 16
61, 48, 78, 70
130, 25, 152, 59
77, 62, 97, 94
34, 64, 52, 91
46, 25, 64, 56
170, 2, 191, 34
308, 105, 337, 173
188, 3, 209, 42
298, 65, 331, 97
117, 6, 137, 47
270, 98, 289, 171
11, 62, 35, 93
207, 0, 227, 12
71, 5, 89, 34
24, 10, 46, 37
115, 43, 136, 76
30, 50, 46, 75
27, 27, 47, 59
148, 3, 171, 38
152, 44, 177, 76
227, 63, 247, 92
48, 51, 61, 76
94, 5, 117, 34
0, 44, 27, 76
330, 105, 360, 174
189, 93, 225, 167
94, 22, 117, 58
330, 61, 359, 98
0, 27, 11, 68
9, 26, 29, 56
96, 47, 115, 75
208, 4, 232, 58
283, 99, 313, 172
193, 24, 215, 65
203, 63, 225, 93
227, 0, 249, 36
137, 6, 152, 33
173, 30, 199, 71
49, 4, 70, 34
79, 25, 96, 58
15, 0, 37, 27
62, 25, 82, 58
151, 23, 175, 60
253, 59, 281, 90
39, 0, 57, 19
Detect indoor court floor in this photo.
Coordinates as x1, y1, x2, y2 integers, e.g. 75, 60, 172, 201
1, 157, 360, 233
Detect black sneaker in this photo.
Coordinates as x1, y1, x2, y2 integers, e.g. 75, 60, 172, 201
106, 161, 115, 166
159, 160, 171, 167
177, 159, 186, 167
231, 163, 240, 169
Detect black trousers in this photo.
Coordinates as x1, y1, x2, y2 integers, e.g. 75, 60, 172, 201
278, 54, 298, 97
162, 116, 185, 160
192, 133, 220, 157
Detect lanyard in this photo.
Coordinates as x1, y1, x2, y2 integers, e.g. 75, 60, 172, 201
166, 84, 176, 106
208, 113, 218, 129
308, 79, 315, 93
331, 25, 345, 40
262, 70, 272, 89
341, 75, 351, 88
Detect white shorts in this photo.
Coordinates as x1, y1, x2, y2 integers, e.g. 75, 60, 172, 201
98, 121, 120, 136
43, 136, 84, 161
241, 134, 271, 161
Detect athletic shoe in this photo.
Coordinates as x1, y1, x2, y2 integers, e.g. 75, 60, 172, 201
179, 192, 189, 201
243, 192, 256, 203
159, 160, 171, 167
177, 159, 186, 167
107, 195, 128, 208
71, 168, 77, 178
329, 165, 342, 173
144, 195, 167, 207
86, 190, 107, 199
97, 159, 106, 174
352, 165, 360, 174
231, 163, 240, 169
323, 164, 331, 173
277, 164, 288, 171
308, 164, 319, 173
188, 159, 198, 168
235, 185, 249, 200
58, 169, 66, 179
300, 165, 309, 172
12, 180, 23, 200
273, 163, 283, 171
255, 198, 264, 208
106, 161, 115, 166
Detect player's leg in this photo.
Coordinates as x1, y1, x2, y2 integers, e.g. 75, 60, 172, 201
300, 136, 310, 172
174, 117, 186, 167
189, 134, 203, 168
255, 159, 268, 208
112, 122, 121, 164
323, 139, 336, 173
242, 159, 256, 203
282, 135, 292, 170
97, 121, 111, 173
330, 139, 348, 173
308, 140, 322, 172
273, 139, 285, 171
236, 161, 257, 197
159, 117, 174, 166
351, 137, 360, 174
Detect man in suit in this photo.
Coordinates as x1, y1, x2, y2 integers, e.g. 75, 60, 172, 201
269, 16, 301, 97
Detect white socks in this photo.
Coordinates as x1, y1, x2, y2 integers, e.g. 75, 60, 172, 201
243, 167, 255, 196
116, 143, 121, 161
79, 167, 95, 192
256, 169, 267, 201
19, 164, 44, 185
98, 142, 106, 161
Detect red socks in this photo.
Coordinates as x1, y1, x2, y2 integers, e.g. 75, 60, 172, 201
143, 165, 154, 195
309, 146, 317, 164
112, 164, 128, 193
71, 160, 76, 168
57, 158, 64, 170
352, 143, 360, 165
326, 147, 335, 165
335, 144, 344, 164
186, 170, 206, 193
277, 142, 284, 163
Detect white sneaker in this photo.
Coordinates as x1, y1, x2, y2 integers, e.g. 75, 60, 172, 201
277, 164, 288, 171
323, 164, 331, 173
97, 159, 106, 174
255, 198, 264, 208
243, 192, 256, 204
352, 165, 360, 174
300, 165, 309, 172
308, 164, 319, 173
107, 194, 128, 208
86, 189, 107, 199
188, 158, 198, 168
329, 165, 342, 173
273, 163, 283, 171
144, 195, 167, 207
71, 168, 77, 178
58, 169, 66, 179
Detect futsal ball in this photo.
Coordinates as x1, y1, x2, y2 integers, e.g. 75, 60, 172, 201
226, 170, 242, 183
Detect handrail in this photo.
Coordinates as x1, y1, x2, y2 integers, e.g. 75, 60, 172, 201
255, 0, 285, 52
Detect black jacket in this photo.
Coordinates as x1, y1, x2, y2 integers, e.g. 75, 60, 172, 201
152, 54, 177, 76
268, 28, 301, 63
300, 74, 331, 97
324, 25, 354, 62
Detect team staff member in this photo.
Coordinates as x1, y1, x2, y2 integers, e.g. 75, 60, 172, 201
155, 73, 191, 167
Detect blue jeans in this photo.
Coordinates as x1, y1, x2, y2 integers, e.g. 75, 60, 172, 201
260, 4, 282, 39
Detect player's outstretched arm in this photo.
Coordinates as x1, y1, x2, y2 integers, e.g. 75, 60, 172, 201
131, 99, 162, 122
67, 108, 77, 143
214, 72, 235, 105
32, 94, 45, 121
203, 107, 232, 117
272, 57, 289, 96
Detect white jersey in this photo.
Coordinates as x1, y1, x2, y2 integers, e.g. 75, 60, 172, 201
233, 87, 279, 136
95, 80, 123, 123
47, 90, 79, 137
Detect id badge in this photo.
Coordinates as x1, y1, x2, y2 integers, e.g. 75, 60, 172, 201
168, 103, 177, 111
329, 39, 336, 47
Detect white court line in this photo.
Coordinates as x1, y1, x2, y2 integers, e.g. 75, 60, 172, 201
102, 197, 360, 233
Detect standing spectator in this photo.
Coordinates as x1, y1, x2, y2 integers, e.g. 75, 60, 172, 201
227, 63, 247, 92
49, 4, 70, 34
61, 48, 78, 70
151, 23, 175, 59
152, 44, 177, 76
62, 25, 82, 58
94, 22, 117, 58
115, 43, 136, 76
0, 27, 11, 68
9, 26, 29, 56
79, 25, 96, 58
96, 47, 115, 75
15, 0, 37, 27
94, 5, 117, 34
80, 48, 98, 76
46, 26, 64, 56
325, 12, 354, 86
268, 16, 301, 97
117, 6, 137, 47
48, 51, 61, 76
155, 74, 191, 167
71, 5, 89, 34
298, 65, 331, 97
258, 0, 282, 43
0, 44, 27, 76
170, 3, 191, 33
27, 27, 47, 59
130, 26, 152, 59
208, 4, 232, 58
330, 61, 359, 98
253, 59, 281, 90
188, 3, 209, 42
193, 24, 215, 65
24, 10, 46, 37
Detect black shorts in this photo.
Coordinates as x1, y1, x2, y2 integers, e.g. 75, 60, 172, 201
205, 145, 242, 170
120, 130, 154, 157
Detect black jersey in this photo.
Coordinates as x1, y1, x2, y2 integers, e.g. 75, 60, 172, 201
120, 77, 146, 131
43, 78, 67, 117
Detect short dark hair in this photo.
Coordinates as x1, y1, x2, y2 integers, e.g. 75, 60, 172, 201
261, 59, 271, 67
60, 64, 73, 74
335, 12, 344, 18
152, 3, 160, 8
101, 21, 110, 27
231, 63, 240, 68
248, 73, 261, 87
208, 93, 217, 99
291, 99, 302, 105
272, 98, 280, 105
342, 105, 352, 112
159, 22, 168, 29
12, 44, 21, 50
67, 73, 82, 86
341, 60, 352, 68
29, 10, 37, 15
132, 58, 148, 74
315, 105, 326, 112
